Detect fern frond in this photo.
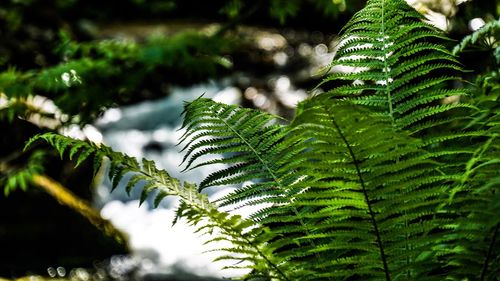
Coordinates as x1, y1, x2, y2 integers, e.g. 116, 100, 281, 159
319, 9, 499, 275
179, 97, 298, 207
321, 0, 473, 133
179, 97, 333, 279
264, 98, 451, 281
27, 133, 292, 281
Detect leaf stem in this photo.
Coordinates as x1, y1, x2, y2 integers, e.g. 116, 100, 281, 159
328, 109, 391, 281
218, 115, 329, 276
480, 223, 499, 281
380, 0, 395, 126
119, 157, 291, 281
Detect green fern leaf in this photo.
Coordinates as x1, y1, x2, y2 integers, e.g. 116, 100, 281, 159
179, 97, 294, 208
111, 166, 128, 191
321, 0, 473, 133
264, 98, 452, 280
453, 19, 500, 55
31, 132, 291, 281
125, 174, 144, 195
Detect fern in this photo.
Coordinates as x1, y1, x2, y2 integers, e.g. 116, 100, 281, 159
26, 133, 290, 280
178, 97, 320, 278
179, 97, 297, 207
434, 19, 500, 281
27, 0, 500, 280
453, 19, 499, 56
258, 99, 455, 281
320, 0, 474, 133
176, 1, 499, 280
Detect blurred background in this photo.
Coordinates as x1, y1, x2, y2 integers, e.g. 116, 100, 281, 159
0, 0, 498, 280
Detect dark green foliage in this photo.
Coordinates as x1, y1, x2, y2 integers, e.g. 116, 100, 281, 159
445, 28, 500, 280
273, 99, 448, 280
220, 0, 362, 24
28, 0, 499, 280
453, 20, 499, 56
0, 32, 234, 124
454, 19, 499, 132
178, 97, 295, 206
0, 150, 45, 196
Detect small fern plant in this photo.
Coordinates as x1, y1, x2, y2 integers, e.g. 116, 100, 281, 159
27, 0, 499, 280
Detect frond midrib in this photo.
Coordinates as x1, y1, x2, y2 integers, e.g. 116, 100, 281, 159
380, 0, 394, 126
214, 108, 332, 278
324, 104, 392, 281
